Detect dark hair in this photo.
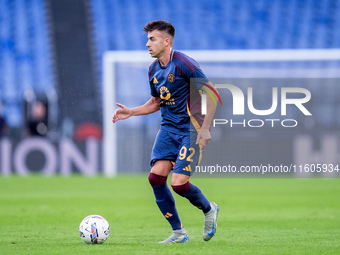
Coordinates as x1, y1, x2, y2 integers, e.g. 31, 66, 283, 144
143, 20, 175, 38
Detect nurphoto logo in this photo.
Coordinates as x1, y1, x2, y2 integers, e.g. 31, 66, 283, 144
200, 82, 312, 128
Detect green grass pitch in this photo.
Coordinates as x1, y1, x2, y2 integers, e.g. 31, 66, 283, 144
0, 176, 339, 255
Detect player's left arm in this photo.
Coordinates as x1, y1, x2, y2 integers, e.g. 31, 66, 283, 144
196, 82, 218, 149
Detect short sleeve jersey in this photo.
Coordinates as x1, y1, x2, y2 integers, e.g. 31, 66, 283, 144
148, 50, 208, 135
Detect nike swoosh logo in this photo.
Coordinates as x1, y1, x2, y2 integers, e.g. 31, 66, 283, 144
208, 220, 215, 236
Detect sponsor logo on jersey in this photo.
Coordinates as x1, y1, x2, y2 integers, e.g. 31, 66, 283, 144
153, 77, 159, 84
160, 86, 171, 100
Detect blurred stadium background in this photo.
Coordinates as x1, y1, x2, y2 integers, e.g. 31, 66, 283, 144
0, 0, 340, 176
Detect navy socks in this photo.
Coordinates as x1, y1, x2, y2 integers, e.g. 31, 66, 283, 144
148, 173, 212, 231
148, 173, 182, 230
172, 182, 211, 213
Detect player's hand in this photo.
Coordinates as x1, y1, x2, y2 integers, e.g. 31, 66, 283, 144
196, 128, 211, 150
112, 103, 132, 123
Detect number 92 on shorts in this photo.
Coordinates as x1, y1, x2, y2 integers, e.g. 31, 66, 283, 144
150, 129, 201, 176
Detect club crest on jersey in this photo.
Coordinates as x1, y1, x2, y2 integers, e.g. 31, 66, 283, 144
167, 73, 175, 83
160, 86, 171, 100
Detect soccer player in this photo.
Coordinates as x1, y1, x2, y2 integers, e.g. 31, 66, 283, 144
112, 20, 219, 243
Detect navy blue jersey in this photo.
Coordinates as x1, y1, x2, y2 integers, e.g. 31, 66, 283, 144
148, 50, 208, 134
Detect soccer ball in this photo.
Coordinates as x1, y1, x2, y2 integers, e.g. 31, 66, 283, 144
79, 215, 110, 244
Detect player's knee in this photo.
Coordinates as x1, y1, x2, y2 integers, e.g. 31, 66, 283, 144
148, 172, 167, 186
172, 182, 191, 195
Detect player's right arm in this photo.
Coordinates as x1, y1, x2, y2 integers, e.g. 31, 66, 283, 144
112, 96, 160, 123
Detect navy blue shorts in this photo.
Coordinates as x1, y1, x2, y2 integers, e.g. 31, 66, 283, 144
150, 129, 201, 176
